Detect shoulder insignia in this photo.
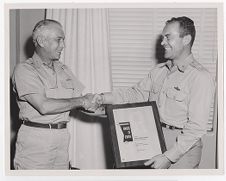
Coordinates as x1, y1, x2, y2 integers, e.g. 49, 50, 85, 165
25, 58, 33, 64
24, 57, 42, 69
148, 62, 167, 78
190, 60, 205, 71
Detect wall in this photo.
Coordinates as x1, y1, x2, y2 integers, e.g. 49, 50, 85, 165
10, 9, 45, 75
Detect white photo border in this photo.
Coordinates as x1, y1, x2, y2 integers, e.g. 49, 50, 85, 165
4, 0, 224, 177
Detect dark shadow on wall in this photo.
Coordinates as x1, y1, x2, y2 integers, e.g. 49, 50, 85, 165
155, 34, 167, 64
10, 78, 20, 170
24, 36, 35, 59
10, 36, 35, 170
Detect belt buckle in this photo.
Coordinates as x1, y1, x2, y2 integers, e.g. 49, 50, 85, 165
48, 124, 52, 129
57, 123, 60, 129
171, 125, 175, 130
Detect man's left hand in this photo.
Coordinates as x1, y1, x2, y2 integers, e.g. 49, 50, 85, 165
144, 154, 171, 169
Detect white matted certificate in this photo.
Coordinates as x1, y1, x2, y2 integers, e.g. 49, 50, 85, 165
106, 101, 166, 169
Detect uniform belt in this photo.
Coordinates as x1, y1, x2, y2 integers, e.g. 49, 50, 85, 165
22, 120, 67, 129
161, 122, 182, 130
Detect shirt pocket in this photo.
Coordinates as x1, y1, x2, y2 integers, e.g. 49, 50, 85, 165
45, 83, 58, 98
166, 88, 187, 102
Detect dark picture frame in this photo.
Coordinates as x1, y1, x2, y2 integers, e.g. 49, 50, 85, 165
106, 101, 166, 169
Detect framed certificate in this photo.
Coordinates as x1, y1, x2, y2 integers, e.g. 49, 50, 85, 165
106, 101, 166, 169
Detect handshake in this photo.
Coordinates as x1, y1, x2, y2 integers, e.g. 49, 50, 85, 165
81, 93, 106, 113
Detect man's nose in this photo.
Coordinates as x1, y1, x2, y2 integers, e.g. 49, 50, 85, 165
60, 39, 65, 48
161, 37, 166, 46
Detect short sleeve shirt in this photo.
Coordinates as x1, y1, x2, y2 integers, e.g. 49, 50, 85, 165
12, 53, 85, 124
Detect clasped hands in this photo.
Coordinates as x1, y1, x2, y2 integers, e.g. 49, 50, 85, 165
81, 93, 105, 113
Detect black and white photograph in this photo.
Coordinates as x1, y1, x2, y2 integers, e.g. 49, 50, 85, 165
3, 0, 224, 178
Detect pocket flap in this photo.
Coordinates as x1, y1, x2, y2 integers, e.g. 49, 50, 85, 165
61, 79, 74, 89
166, 88, 187, 102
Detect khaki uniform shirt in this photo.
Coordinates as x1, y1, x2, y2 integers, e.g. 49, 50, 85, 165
111, 54, 215, 162
12, 53, 85, 124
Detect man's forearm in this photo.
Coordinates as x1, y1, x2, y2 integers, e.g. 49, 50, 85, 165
24, 92, 97, 115
101, 92, 115, 104
40, 97, 86, 115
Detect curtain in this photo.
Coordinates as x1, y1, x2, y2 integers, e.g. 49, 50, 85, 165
46, 9, 112, 169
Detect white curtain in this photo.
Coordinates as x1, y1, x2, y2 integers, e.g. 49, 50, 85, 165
46, 9, 112, 169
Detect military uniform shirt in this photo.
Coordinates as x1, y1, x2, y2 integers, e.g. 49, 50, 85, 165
111, 54, 215, 162
12, 53, 85, 124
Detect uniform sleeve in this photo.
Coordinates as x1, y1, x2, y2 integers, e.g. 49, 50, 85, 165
111, 75, 153, 104
164, 71, 216, 162
111, 65, 167, 104
12, 64, 45, 99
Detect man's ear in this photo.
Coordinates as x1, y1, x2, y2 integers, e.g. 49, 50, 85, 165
36, 35, 46, 47
183, 34, 192, 46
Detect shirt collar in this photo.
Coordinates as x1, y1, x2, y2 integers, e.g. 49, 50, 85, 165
165, 54, 194, 73
31, 52, 63, 71
31, 52, 44, 69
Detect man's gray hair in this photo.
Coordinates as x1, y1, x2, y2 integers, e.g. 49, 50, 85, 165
32, 19, 62, 46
